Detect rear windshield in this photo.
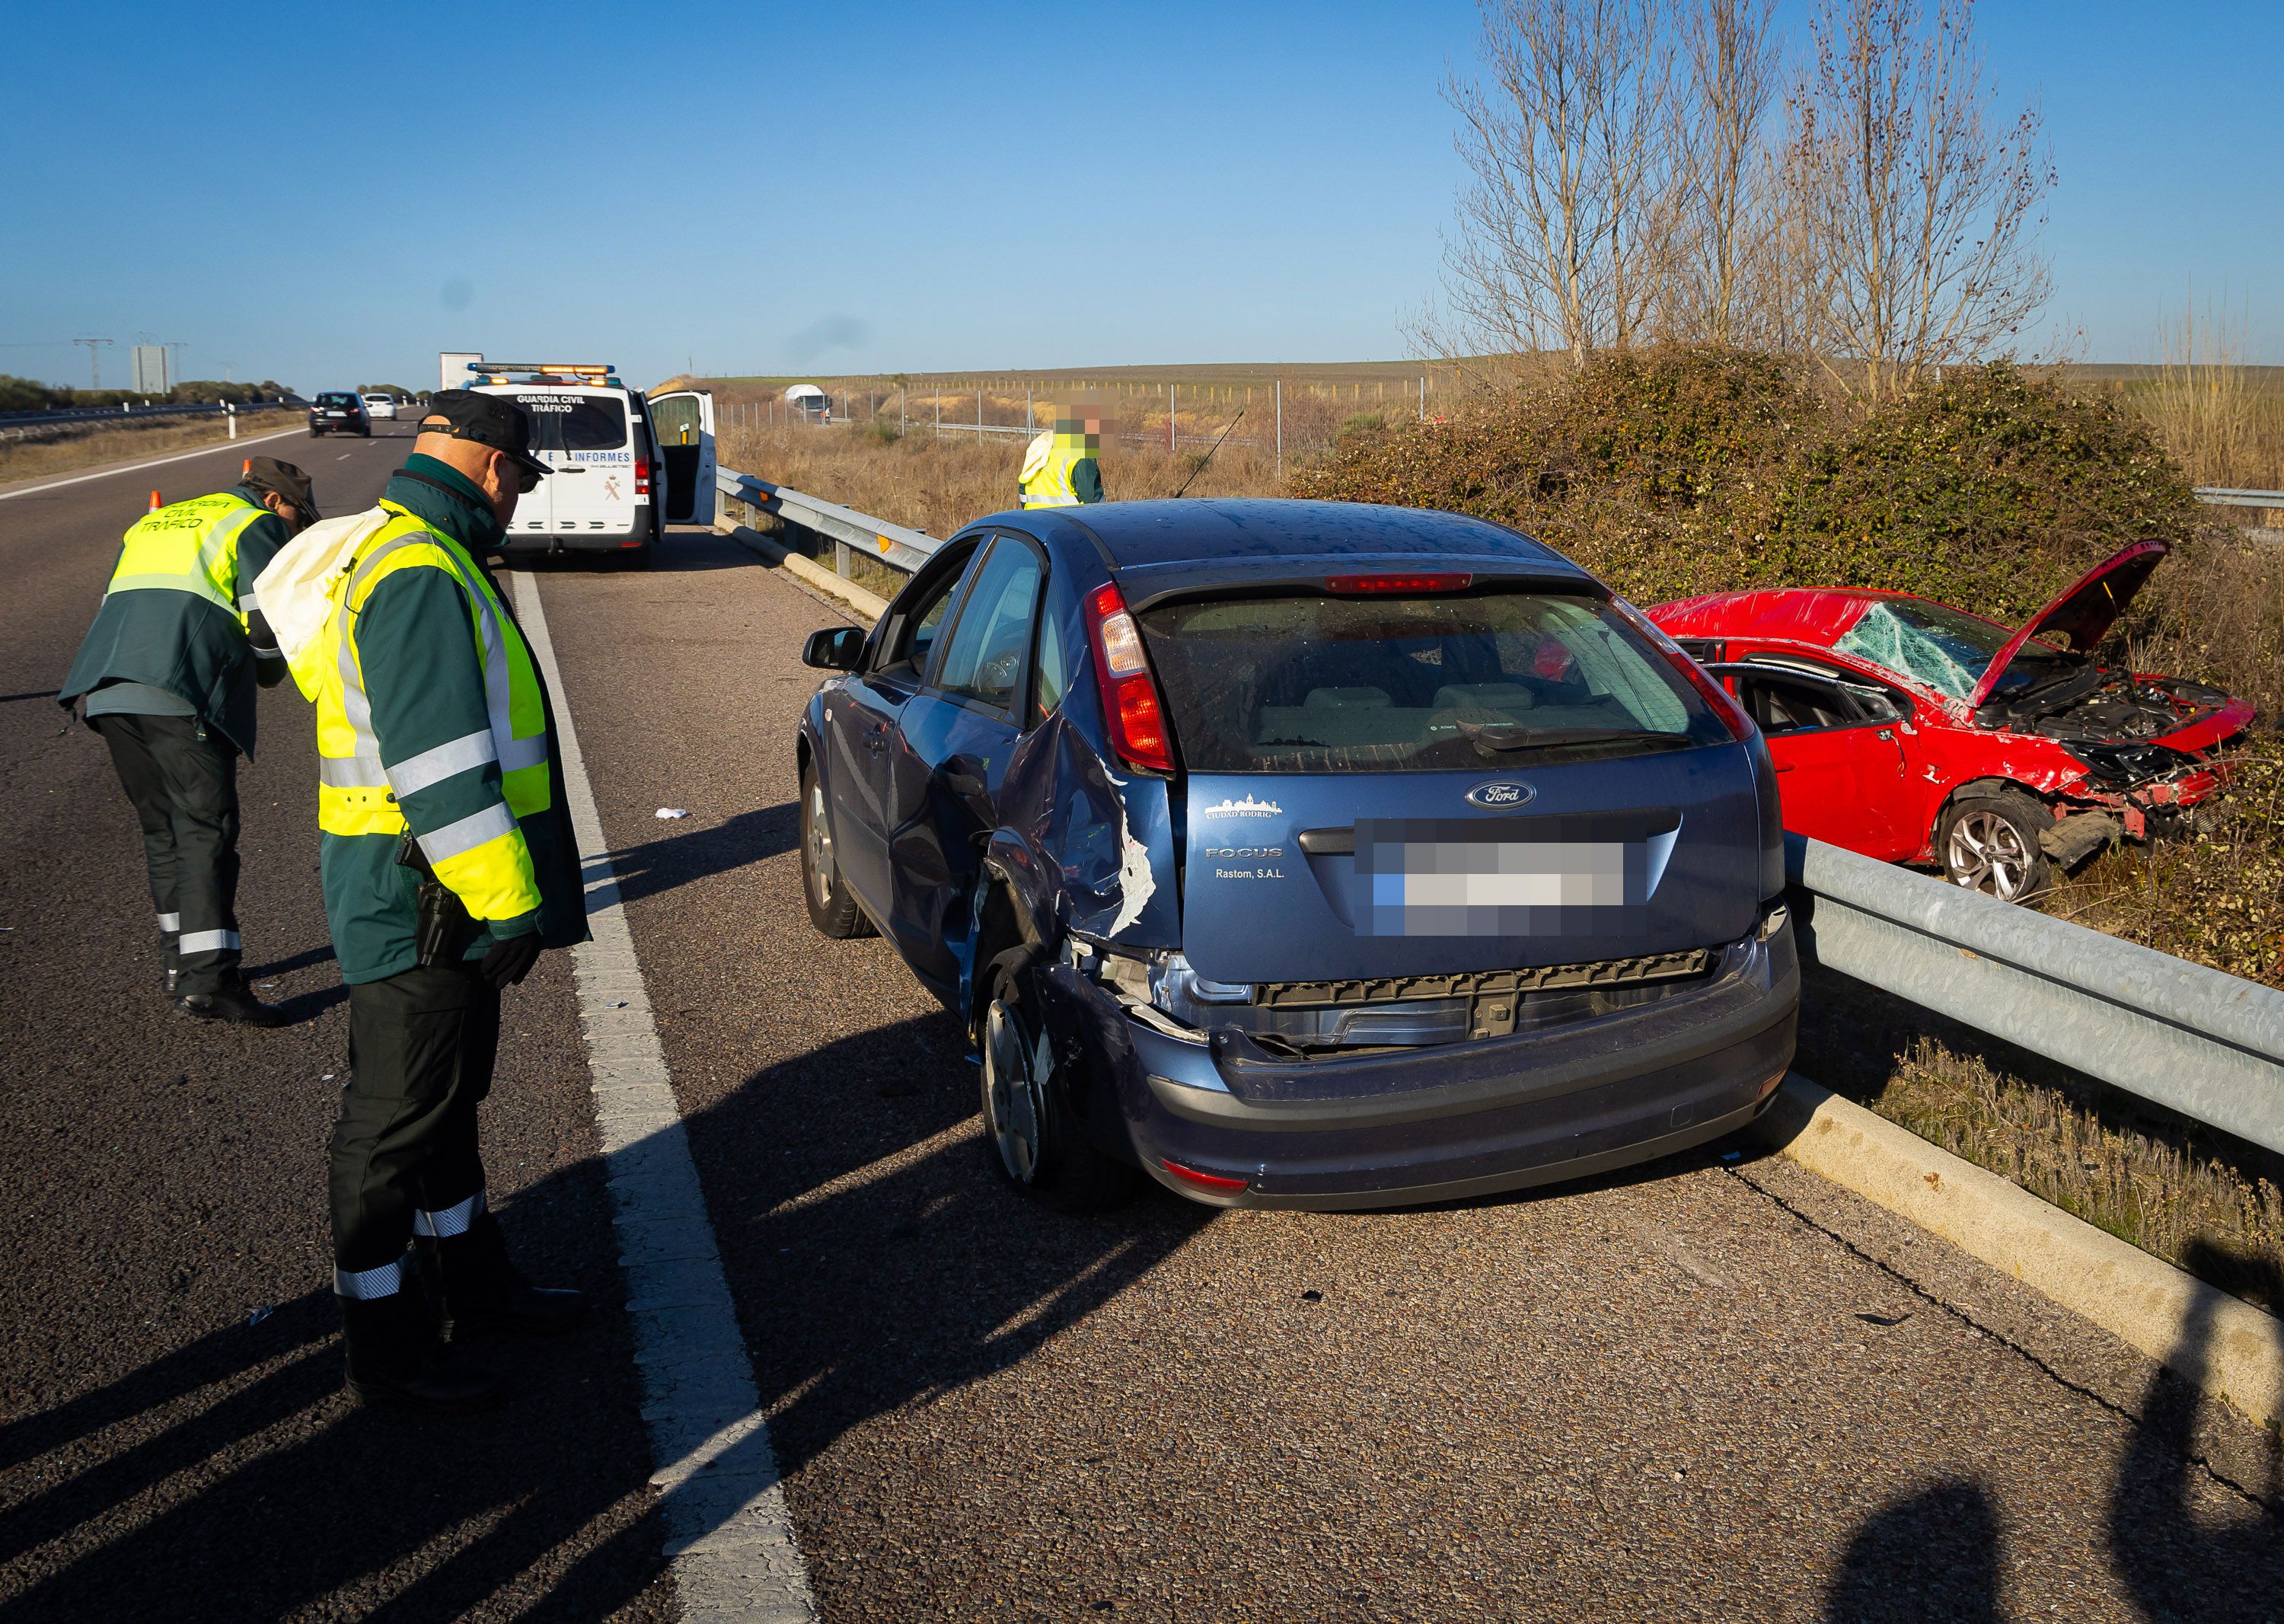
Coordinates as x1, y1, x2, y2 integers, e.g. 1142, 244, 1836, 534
1835, 599, 2072, 703
317, 392, 358, 406
512, 392, 628, 452
1139, 591, 1729, 773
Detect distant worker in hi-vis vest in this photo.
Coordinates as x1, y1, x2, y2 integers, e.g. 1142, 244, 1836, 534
270, 391, 591, 1413
59, 457, 321, 1026
1019, 409, 1105, 508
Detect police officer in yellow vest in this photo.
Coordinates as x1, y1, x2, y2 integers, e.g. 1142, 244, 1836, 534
1018, 410, 1105, 509
60, 458, 319, 1025
299, 391, 590, 1412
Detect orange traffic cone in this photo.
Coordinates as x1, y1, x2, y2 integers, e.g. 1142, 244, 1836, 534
148, 490, 163, 510
241, 458, 252, 477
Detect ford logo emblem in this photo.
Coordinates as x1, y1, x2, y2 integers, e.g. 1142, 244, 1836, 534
1466, 780, 1536, 809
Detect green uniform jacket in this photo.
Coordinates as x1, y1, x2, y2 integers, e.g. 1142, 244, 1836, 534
320, 456, 590, 984
59, 483, 289, 756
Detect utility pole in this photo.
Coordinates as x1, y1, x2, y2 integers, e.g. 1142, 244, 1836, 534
73, 337, 113, 391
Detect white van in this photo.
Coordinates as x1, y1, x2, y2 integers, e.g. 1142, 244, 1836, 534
467, 375, 713, 566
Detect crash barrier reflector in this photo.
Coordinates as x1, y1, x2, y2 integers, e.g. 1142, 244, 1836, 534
713, 459, 2284, 1157
1787, 831, 2284, 1157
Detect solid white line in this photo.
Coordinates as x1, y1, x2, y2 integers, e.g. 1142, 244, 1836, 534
509, 571, 818, 1624
0, 423, 308, 502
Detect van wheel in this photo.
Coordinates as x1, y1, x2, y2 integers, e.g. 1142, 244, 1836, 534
799, 761, 872, 938
1940, 789, 2052, 901
978, 948, 1140, 1213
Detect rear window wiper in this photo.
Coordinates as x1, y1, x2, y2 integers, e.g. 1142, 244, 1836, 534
1456, 720, 1683, 755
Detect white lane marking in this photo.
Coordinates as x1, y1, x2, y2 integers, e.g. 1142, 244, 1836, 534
0, 423, 306, 502
510, 571, 818, 1623
337, 454, 352, 461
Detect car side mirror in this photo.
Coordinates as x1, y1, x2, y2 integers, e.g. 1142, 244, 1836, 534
802, 627, 864, 671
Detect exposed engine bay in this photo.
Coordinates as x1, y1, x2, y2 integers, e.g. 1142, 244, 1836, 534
1977, 665, 2241, 787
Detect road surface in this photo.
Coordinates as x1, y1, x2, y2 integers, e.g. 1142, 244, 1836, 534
0, 427, 2276, 1621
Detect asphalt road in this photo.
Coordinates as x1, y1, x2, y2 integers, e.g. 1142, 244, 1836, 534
2, 429, 2278, 1621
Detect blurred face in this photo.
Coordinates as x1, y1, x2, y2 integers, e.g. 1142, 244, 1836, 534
260, 491, 309, 534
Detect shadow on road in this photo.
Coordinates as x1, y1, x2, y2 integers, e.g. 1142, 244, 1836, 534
595, 802, 796, 909
0, 1154, 661, 1622
1824, 1477, 2001, 1622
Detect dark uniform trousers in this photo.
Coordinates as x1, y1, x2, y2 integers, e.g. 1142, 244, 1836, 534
330, 962, 499, 1275
91, 713, 243, 996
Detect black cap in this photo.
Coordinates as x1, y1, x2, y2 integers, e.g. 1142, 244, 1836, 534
415, 390, 551, 478
240, 456, 321, 522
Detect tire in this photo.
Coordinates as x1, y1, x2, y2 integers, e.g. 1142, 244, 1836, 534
1939, 788, 2053, 901
799, 761, 872, 938
309, 429, 322, 438
978, 947, 1141, 1213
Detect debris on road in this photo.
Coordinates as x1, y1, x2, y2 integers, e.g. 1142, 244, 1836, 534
247, 1305, 273, 1327
655, 807, 688, 819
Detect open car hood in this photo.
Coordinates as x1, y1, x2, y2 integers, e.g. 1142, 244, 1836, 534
1967, 539, 2170, 710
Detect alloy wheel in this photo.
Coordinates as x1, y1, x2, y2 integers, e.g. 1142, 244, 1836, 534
805, 780, 834, 907
981, 997, 1047, 1185
1947, 810, 2034, 899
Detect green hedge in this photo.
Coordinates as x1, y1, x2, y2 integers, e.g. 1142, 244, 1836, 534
1293, 348, 2200, 621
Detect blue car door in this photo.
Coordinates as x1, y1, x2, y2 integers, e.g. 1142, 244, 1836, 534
825, 549, 976, 925
880, 534, 1046, 994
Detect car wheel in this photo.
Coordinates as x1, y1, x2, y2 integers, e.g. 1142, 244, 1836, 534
978, 947, 1141, 1213
799, 761, 872, 938
1940, 789, 2052, 901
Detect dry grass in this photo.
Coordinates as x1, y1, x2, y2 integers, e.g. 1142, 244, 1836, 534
714, 418, 1287, 543
0, 410, 301, 486
1798, 968, 2284, 1313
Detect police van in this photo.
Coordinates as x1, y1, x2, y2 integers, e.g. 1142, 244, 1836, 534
464, 362, 716, 566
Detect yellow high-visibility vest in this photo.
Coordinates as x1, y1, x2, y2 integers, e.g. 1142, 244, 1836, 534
1019, 431, 1090, 508
306, 503, 552, 921
105, 492, 264, 631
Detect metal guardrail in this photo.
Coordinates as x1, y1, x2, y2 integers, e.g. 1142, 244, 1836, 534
1788, 833, 2284, 1157
2195, 487, 2284, 509
715, 467, 940, 576
0, 400, 292, 427
715, 458, 2284, 1157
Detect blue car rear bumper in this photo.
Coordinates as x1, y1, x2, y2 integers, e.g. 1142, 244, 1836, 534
1102, 920, 1798, 1210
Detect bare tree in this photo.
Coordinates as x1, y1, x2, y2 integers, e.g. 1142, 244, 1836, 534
1666, 0, 1782, 344
1439, 0, 1676, 369
1787, 0, 2053, 399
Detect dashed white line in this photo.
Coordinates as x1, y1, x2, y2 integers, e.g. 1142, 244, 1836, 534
0, 423, 307, 502
509, 570, 818, 1624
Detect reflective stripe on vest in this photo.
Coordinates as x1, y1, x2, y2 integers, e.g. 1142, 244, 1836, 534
314, 507, 552, 846
106, 493, 263, 627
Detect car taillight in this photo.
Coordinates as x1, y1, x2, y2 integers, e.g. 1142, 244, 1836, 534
1325, 572, 1472, 595
1611, 598, 1754, 742
1085, 581, 1175, 774
634, 455, 651, 496
1160, 1158, 1248, 1193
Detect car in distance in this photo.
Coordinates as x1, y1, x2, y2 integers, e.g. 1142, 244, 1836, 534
795, 499, 1798, 1213
1650, 541, 2255, 901
362, 393, 397, 422
308, 391, 370, 437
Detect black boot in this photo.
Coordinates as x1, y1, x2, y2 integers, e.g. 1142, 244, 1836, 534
435, 1211, 588, 1338
340, 1291, 507, 1413
177, 972, 285, 1027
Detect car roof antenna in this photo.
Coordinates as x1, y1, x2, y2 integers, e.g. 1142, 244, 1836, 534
1169, 407, 1246, 499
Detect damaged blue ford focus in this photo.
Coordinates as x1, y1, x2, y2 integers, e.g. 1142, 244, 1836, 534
796, 500, 1798, 1212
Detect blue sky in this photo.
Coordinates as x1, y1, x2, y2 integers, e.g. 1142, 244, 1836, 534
5, 1, 2276, 393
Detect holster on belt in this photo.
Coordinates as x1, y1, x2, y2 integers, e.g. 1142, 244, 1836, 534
396, 834, 483, 968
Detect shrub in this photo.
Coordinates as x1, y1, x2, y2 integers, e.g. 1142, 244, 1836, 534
1296, 348, 2203, 620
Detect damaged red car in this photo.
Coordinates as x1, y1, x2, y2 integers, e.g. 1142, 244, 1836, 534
1649, 540, 2255, 900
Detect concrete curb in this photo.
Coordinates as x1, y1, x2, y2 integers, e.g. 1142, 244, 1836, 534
1756, 1074, 2284, 1434
716, 520, 890, 621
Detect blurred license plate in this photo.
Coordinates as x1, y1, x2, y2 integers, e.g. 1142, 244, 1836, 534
1354, 815, 1678, 936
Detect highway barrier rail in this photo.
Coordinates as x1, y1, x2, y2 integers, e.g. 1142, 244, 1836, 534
2195, 487, 2284, 509
715, 461, 2284, 1158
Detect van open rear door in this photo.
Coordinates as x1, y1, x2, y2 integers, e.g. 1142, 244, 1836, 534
649, 391, 716, 526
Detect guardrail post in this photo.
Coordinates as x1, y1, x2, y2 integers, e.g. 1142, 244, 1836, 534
834, 540, 851, 577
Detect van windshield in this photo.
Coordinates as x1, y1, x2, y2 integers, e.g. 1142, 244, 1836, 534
513, 393, 628, 453
1138, 590, 1729, 773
